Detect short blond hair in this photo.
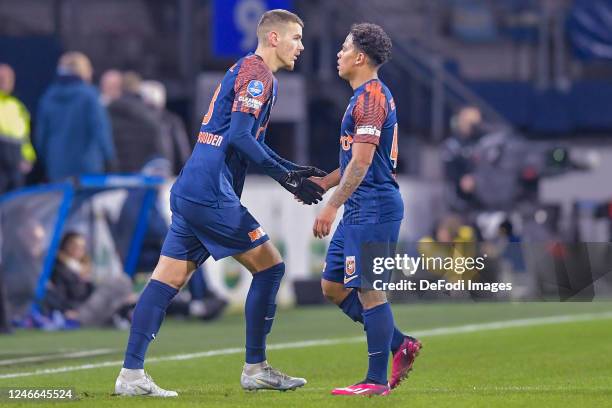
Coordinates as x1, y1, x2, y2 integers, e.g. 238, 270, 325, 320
257, 9, 303, 43
58, 51, 93, 82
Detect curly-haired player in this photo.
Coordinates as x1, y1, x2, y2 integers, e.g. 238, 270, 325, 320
312, 23, 421, 396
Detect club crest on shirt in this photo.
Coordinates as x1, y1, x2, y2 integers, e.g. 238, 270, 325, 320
247, 80, 264, 97
345, 256, 356, 276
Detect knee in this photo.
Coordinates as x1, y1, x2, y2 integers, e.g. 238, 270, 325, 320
266, 262, 285, 280
152, 273, 187, 289
151, 260, 194, 289
357, 289, 387, 310
321, 280, 350, 305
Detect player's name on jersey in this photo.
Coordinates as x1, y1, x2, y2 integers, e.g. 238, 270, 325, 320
198, 131, 224, 147
372, 279, 513, 293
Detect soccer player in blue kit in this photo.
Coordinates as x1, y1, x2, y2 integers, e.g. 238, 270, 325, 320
312, 23, 422, 396
115, 9, 325, 397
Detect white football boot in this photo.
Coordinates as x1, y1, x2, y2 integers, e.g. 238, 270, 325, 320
240, 362, 307, 391
115, 368, 178, 397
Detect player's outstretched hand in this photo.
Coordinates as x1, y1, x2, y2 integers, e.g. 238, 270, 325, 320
279, 171, 324, 205
294, 177, 328, 204
296, 178, 324, 204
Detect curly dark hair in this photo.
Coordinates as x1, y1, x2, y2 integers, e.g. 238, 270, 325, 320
350, 23, 392, 66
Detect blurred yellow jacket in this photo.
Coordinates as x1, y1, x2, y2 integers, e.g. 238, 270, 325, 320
418, 225, 478, 280
0, 91, 36, 163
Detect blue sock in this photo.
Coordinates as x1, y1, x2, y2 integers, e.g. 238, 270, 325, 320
245, 263, 285, 364
339, 290, 405, 353
363, 302, 394, 385
188, 267, 207, 301
123, 279, 178, 369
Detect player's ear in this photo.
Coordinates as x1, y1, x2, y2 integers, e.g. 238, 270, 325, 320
355, 52, 366, 66
267, 30, 280, 47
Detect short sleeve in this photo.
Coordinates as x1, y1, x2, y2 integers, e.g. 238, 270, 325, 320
352, 81, 388, 145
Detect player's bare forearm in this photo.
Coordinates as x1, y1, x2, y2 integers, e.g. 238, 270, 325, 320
328, 160, 369, 209
321, 168, 341, 190
328, 143, 375, 208
313, 143, 375, 238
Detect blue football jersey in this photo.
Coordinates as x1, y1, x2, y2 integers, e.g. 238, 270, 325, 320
339, 79, 403, 224
172, 53, 278, 207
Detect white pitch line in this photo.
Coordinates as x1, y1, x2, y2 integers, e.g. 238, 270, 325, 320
1, 311, 611, 380
0, 349, 115, 366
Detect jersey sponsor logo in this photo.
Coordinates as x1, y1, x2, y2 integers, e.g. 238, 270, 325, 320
340, 132, 354, 151
238, 95, 263, 110
247, 80, 264, 97
197, 131, 224, 147
248, 227, 267, 242
345, 256, 356, 276
355, 125, 381, 137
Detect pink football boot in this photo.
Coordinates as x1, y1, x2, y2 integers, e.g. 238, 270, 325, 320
331, 382, 390, 396
390, 336, 422, 389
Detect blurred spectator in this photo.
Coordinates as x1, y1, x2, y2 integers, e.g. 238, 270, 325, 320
114, 159, 227, 321
0, 63, 36, 194
140, 80, 191, 175
166, 268, 228, 321
100, 69, 123, 106
35, 52, 115, 181
43, 231, 135, 328
441, 106, 483, 210
107, 71, 166, 173
3, 217, 47, 319
444, 105, 534, 213
419, 214, 478, 281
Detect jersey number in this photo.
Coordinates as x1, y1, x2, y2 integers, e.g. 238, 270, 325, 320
202, 84, 221, 125
390, 124, 399, 169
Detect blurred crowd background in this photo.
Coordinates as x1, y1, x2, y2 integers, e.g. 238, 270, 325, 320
1, 0, 612, 334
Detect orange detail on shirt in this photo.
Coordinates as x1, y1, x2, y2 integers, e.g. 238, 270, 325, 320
202, 84, 221, 126
256, 126, 266, 140
340, 134, 354, 151
352, 81, 388, 145
390, 123, 399, 172
197, 131, 224, 147
248, 227, 267, 242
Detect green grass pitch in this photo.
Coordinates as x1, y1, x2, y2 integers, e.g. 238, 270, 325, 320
1, 301, 611, 407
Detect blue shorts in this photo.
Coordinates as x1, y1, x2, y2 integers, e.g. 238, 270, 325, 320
322, 220, 401, 289
160, 194, 269, 265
